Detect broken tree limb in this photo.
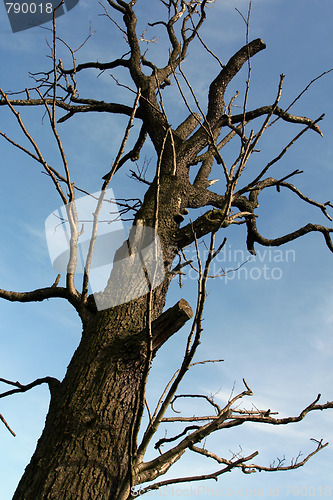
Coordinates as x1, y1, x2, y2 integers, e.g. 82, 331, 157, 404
151, 299, 193, 352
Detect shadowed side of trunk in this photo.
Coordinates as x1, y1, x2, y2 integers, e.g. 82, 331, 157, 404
12, 298, 151, 500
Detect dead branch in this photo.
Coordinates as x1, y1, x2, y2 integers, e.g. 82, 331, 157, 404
60, 58, 130, 75
0, 89, 67, 205
0, 96, 139, 122
171, 393, 221, 415
245, 218, 333, 255
0, 284, 91, 323
81, 89, 142, 301
150, 299, 193, 353
224, 106, 324, 136
243, 175, 333, 222
0, 284, 69, 304
136, 232, 223, 462
135, 389, 332, 492
274, 68, 333, 123
154, 425, 200, 451
223, 394, 333, 429
102, 124, 148, 178
162, 415, 218, 422
207, 38, 266, 124
176, 208, 230, 249
0, 377, 60, 399
189, 439, 328, 474
136, 451, 259, 495
0, 414, 16, 437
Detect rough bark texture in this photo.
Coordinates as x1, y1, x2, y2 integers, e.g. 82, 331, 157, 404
12, 247, 191, 499
13, 298, 158, 499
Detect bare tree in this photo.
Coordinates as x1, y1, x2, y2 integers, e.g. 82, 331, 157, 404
0, 1, 332, 498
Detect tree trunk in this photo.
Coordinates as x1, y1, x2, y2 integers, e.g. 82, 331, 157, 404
11, 156, 193, 498
13, 297, 156, 500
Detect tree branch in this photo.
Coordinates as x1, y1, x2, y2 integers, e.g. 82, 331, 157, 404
243, 175, 333, 221
60, 58, 130, 75
0, 89, 68, 205
183, 95, 323, 164
0, 413, 16, 437
207, 38, 266, 124
0, 284, 68, 304
190, 439, 328, 474
245, 218, 333, 255
150, 299, 193, 353
0, 282, 92, 323
102, 124, 147, 176
137, 233, 223, 462
0, 96, 139, 122
135, 389, 332, 493
176, 207, 231, 250
226, 106, 324, 136
0, 376, 60, 400
135, 451, 258, 495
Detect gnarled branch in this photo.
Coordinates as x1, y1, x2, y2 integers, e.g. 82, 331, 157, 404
0, 376, 60, 400
245, 218, 333, 255
207, 38, 266, 124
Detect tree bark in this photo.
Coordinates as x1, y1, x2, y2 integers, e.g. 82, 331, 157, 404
12, 260, 193, 500
13, 297, 158, 500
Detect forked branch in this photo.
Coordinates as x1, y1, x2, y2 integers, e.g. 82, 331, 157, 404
133, 388, 332, 495
190, 439, 328, 474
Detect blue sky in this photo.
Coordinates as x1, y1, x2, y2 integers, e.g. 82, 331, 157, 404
0, 0, 332, 498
